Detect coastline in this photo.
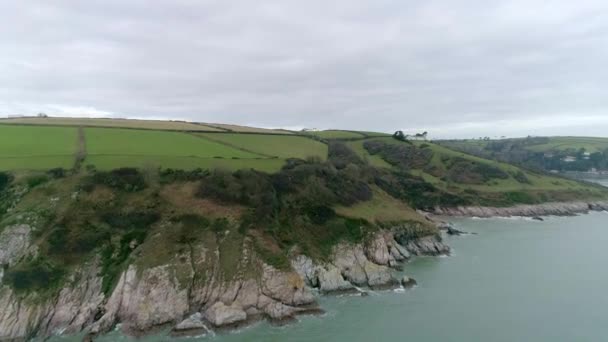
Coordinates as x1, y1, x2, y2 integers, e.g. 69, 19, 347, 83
430, 201, 608, 219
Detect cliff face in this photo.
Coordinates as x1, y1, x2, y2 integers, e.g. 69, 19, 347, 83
0, 224, 447, 341
433, 201, 608, 218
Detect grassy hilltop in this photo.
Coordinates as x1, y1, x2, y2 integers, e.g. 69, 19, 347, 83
0, 118, 606, 301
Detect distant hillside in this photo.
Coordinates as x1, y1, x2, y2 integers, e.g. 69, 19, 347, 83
439, 136, 608, 173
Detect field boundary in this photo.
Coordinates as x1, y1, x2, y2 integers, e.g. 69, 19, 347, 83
73, 126, 87, 171
186, 133, 276, 158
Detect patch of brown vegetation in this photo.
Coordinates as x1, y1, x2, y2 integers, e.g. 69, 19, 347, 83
161, 182, 245, 220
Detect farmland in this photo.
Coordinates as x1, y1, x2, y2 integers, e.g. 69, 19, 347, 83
0, 120, 327, 172
0, 125, 77, 170
195, 133, 328, 160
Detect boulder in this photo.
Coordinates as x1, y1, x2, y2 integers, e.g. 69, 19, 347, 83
317, 266, 354, 293
173, 313, 208, 332
401, 276, 417, 288
204, 302, 247, 327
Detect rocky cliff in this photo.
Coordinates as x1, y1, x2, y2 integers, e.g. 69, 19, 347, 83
432, 201, 608, 218
0, 223, 448, 341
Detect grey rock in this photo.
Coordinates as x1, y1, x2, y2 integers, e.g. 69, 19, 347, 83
173, 313, 208, 331
0, 224, 33, 267
401, 276, 417, 288
405, 235, 450, 256
204, 302, 247, 327
317, 265, 354, 293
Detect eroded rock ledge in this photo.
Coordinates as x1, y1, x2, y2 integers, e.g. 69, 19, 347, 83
0, 226, 448, 341
432, 201, 608, 218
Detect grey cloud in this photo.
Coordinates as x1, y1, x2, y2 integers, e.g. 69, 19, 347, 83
1, 0, 608, 138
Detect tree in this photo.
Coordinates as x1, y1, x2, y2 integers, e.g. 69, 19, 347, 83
393, 130, 406, 142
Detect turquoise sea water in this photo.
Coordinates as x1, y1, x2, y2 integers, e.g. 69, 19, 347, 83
51, 211, 608, 342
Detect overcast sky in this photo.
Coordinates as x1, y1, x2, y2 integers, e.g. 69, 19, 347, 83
1, 1, 608, 138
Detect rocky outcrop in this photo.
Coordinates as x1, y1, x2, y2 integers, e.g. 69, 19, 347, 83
402, 235, 450, 256
0, 259, 104, 341
433, 201, 608, 218
171, 312, 209, 336
292, 228, 448, 294
0, 225, 445, 340
204, 302, 247, 326
0, 224, 34, 269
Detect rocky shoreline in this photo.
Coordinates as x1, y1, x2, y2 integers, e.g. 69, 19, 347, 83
431, 201, 608, 218
0, 224, 448, 341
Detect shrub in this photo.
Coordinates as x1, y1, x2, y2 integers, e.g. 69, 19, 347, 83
88, 168, 147, 192
159, 168, 209, 183
0, 172, 12, 191
512, 170, 532, 184
47, 168, 66, 179
100, 211, 160, 230
4, 258, 65, 293
25, 174, 49, 188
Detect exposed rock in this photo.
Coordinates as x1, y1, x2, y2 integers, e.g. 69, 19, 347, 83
261, 265, 315, 306
0, 224, 447, 340
532, 216, 544, 221
171, 312, 210, 337
317, 265, 354, 293
291, 255, 319, 287
90, 264, 190, 334
433, 201, 608, 218
404, 235, 450, 256
204, 302, 247, 327
0, 224, 33, 268
174, 312, 207, 331
401, 276, 417, 288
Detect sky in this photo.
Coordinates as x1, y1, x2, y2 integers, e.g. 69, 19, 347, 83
1, 0, 608, 139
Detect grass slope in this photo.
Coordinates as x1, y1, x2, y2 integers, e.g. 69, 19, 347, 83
196, 133, 328, 160
347, 136, 605, 205
84, 128, 275, 170
0, 125, 77, 170
307, 130, 366, 139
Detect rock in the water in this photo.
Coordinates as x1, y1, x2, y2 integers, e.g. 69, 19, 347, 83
401, 276, 417, 288
404, 235, 450, 256
317, 265, 354, 293
204, 302, 247, 327
173, 313, 208, 333
532, 216, 544, 221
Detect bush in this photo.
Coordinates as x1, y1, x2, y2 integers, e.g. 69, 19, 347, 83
87, 168, 147, 192
0, 172, 12, 191
159, 168, 209, 183
47, 168, 66, 179
100, 211, 160, 230
25, 174, 49, 188
4, 258, 65, 293
172, 214, 210, 243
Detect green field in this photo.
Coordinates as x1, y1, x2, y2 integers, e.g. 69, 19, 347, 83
524, 137, 608, 153
84, 128, 278, 170
85, 128, 257, 158
307, 130, 366, 139
0, 125, 77, 170
196, 133, 328, 160
86, 155, 285, 172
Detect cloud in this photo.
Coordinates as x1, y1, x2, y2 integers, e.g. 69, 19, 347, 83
1, 0, 607, 137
